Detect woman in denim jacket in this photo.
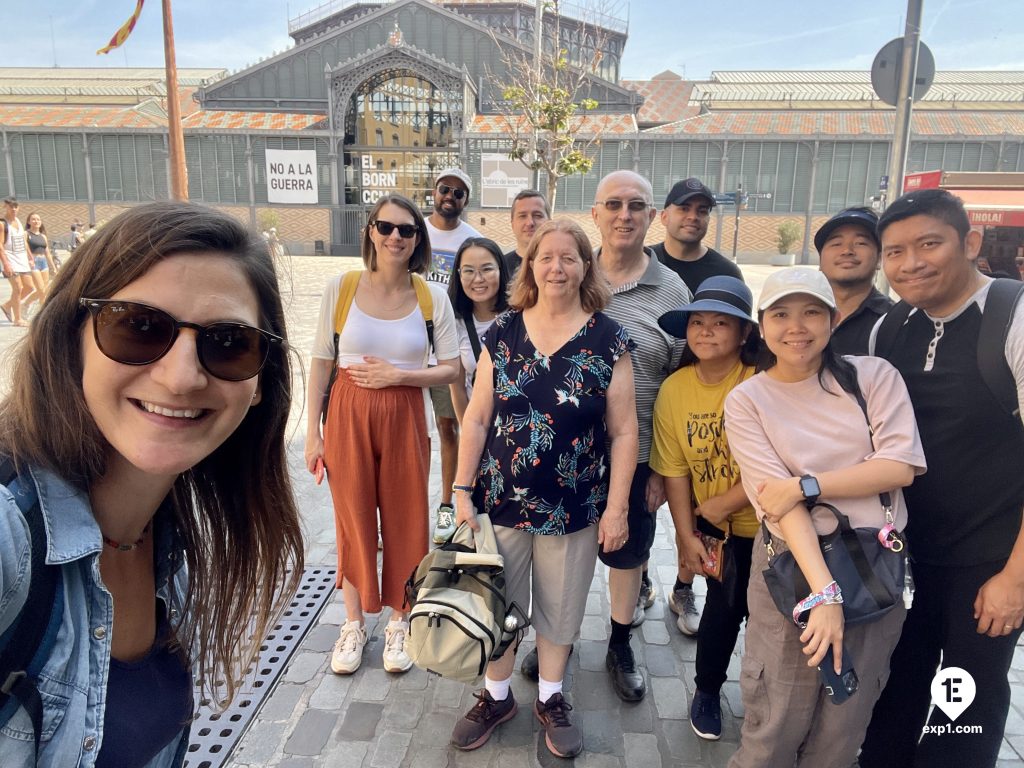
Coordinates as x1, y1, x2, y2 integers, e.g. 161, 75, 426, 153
0, 202, 304, 767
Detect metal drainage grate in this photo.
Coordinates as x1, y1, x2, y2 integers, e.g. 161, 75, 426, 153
183, 566, 337, 768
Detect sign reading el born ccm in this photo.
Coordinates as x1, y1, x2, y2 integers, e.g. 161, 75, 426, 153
265, 149, 318, 204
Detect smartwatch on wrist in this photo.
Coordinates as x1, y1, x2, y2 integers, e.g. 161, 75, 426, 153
799, 474, 821, 508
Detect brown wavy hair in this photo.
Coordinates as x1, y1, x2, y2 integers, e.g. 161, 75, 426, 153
361, 194, 431, 274
508, 218, 611, 312
0, 201, 303, 707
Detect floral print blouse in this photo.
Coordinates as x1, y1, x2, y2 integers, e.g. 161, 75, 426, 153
473, 310, 634, 535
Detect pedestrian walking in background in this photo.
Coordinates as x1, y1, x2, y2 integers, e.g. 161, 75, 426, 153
724, 267, 924, 768
20, 212, 56, 315
0, 201, 304, 766
449, 218, 638, 758
1, 197, 30, 326
305, 194, 459, 676
650, 276, 762, 740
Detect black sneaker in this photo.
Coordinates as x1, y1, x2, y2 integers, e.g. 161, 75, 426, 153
605, 641, 646, 702
519, 644, 574, 682
534, 693, 583, 758
689, 689, 722, 740
451, 689, 518, 750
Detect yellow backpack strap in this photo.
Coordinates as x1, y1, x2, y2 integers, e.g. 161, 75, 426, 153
411, 273, 435, 351
333, 270, 362, 335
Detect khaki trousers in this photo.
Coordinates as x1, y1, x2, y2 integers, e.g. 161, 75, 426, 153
727, 542, 906, 768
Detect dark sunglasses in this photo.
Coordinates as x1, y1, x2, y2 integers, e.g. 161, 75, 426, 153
80, 298, 283, 382
437, 183, 466, 200
371, 220, 419, 239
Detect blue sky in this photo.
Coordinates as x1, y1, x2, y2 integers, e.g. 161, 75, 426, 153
4, 0, 1021, 78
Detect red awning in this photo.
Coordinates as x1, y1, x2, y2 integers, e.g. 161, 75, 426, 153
947, 188, 1024, 228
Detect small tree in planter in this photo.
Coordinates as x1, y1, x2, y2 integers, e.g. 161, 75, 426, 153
773, 220, 802, 265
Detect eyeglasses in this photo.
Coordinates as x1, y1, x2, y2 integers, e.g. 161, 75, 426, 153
437, 184, 467, 200
80, 298, 283, 382
459, 265, 499, 280
371, 220, 419, 239
595, 199, 650, 213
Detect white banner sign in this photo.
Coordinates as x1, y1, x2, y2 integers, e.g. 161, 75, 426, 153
480, 153, 531, 208
265, 149, 318, 204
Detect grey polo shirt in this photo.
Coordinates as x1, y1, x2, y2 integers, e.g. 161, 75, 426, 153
599, 247, 691, 462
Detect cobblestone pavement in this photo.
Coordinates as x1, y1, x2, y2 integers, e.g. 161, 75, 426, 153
3, 257, 1024, 767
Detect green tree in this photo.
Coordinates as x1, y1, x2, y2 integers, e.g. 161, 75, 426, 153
492, 2, 608, 211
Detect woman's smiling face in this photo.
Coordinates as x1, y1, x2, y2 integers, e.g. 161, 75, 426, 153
760, 294, 834, 376
81, 253, 262, 483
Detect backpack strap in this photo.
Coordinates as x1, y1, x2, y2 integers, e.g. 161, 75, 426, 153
410, 273, 435, 353
873, 300, 915, 360
978, 278, 1024, 419
321, 270, 363, 425
0, 460, 62, 758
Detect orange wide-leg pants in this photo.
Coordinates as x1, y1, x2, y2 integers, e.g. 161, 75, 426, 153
323, 372, 430, 614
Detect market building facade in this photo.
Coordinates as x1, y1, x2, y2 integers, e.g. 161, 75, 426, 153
2, 0, 1024, 257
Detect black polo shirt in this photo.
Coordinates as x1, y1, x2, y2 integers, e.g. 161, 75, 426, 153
651, 243, 743, 295
831, 288, 894, 357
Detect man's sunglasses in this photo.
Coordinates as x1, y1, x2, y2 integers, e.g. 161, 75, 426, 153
80, 298, 283, 382
437, 184, 466, 200
371, 220, 419, 239
595, 199, 650, 213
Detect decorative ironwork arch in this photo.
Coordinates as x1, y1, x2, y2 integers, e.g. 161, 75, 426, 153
329, 46, 466, 136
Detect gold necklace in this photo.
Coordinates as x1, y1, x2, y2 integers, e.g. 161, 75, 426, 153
365, 274, 411, 312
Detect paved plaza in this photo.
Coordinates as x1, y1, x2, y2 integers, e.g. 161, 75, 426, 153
2, 256, 1024, 767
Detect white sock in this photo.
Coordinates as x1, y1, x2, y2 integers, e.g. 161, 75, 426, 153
538, 675, 563, 704
484, 674, 511, 702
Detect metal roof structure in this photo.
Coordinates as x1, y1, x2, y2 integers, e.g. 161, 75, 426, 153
689, 70, 1024, 108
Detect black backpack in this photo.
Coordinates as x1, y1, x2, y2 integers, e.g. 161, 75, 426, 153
874, 278, 1024, 419
0, 460, 63, 757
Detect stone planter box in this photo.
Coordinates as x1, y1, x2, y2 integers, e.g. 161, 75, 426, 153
769, 253, 797, 266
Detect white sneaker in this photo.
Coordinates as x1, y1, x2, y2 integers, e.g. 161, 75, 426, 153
669, 587, 701, 636
331, 620, 367, 675
433, 504, 456, 544
383, 619, 413, 673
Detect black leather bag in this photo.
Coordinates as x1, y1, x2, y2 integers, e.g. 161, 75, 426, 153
761, 500, 906, 626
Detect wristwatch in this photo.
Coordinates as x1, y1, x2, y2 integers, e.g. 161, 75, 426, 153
799, 475, 821, 508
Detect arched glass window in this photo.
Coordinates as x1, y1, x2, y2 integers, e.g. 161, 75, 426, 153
345, 70, 452, 149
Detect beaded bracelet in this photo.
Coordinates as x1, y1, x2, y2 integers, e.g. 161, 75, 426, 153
792, 580, 843, 625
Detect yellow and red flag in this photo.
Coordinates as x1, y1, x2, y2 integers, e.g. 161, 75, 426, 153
97, 0, 146, 55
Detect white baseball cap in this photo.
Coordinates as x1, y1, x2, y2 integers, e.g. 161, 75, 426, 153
435, 168, 472, 196
757, 267, 837, 311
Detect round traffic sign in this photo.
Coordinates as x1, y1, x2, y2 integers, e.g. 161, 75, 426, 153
871, 37, 935, 107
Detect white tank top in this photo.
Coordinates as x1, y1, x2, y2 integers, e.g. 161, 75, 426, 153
4, 218, 29, 273
337, 301, 428, 370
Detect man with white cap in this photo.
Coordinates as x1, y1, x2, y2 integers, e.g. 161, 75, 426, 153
425, 168, 482, 543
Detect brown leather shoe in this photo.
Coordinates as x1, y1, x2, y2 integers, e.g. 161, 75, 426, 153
534, 693, 583, 758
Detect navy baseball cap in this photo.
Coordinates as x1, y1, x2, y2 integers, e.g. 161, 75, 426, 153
814, 207, 880, 253
658, 276, 754, 338
665, 178, 716, 209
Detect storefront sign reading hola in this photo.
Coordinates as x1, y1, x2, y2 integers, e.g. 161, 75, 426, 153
265, 149, 318, 204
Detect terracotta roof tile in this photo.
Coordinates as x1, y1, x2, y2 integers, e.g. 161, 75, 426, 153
469, 113, 637, 135
621, 74, 697, 125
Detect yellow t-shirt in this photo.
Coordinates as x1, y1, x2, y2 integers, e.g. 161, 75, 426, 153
650, 360, 758, 538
